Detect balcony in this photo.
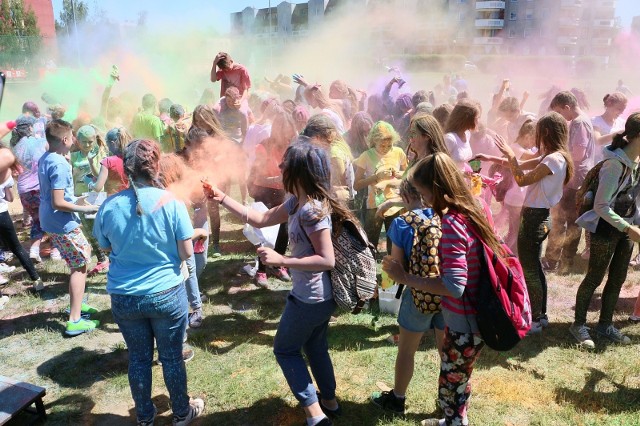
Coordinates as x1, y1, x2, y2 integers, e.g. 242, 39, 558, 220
560, 0, 582, 8
473, 36, 504, 45
557, 36, 578, 45
475, 19, 504, 28
593, 19, 615, 28
592, 37, 612, 46
475, 1, 505, 10
558, 17, 580, 27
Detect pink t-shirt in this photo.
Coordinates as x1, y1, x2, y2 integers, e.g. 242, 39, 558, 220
101, 156, 129, 195
216, 64, 251, 97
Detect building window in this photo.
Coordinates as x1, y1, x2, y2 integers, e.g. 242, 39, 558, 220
526, 9, 534, 19
524, 28, 531, 38
509, 29, 516, 38
510, 12, 517, 20
459, 12, 466, 22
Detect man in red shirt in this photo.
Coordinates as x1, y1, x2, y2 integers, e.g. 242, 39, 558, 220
210, 52, 251, 100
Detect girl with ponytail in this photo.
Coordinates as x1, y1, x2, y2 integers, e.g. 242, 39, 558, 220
93, 138, 207, 424
571, 112, 640, 348
207, 137, 347, 426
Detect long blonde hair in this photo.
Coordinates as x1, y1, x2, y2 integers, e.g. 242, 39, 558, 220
409, 152, 504, 256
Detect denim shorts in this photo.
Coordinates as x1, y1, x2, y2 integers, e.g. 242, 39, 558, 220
397, 287, 445, 333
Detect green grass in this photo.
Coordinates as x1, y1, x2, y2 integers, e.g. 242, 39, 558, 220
2, 212, 640, 426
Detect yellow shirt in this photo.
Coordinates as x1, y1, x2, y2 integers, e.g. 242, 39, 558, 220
354, 147, 407, 209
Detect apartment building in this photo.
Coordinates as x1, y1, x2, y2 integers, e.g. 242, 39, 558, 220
231, 0, 620, 64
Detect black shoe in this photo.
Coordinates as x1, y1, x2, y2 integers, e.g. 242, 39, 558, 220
317, 392, 342, 418
302, 417, 332, 426
371, 389, 405, 414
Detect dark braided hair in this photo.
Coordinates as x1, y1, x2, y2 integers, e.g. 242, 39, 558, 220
124, 139, 163, 215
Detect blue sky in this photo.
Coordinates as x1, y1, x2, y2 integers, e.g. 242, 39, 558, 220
52, 0, 638, 31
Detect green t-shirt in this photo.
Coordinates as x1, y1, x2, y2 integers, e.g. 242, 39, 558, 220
70, 147, 107, 196
131, 111, 165, 141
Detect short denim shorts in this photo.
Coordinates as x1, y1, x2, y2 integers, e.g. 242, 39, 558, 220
397, 287, 445, 333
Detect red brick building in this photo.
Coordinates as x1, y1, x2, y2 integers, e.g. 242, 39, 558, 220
23, 0, 56, 41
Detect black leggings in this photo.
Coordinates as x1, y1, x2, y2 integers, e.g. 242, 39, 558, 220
253, 187, 288, 273
574, 219, 633, 326
0, 211, 39, 280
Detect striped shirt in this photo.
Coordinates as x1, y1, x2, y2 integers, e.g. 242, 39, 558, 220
439, 210, 482, 316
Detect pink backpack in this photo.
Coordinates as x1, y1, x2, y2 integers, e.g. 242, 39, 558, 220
463, 219, 532, 351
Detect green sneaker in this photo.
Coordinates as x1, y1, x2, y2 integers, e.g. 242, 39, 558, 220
65, 303, 99, 316
65, 319, 100, 336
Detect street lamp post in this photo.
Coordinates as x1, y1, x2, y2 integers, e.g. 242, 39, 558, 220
268, 0, 273, 73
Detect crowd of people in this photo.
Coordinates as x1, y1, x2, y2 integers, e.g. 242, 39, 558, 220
1, 51, 639, 426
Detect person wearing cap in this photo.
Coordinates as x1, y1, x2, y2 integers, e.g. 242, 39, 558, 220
71, 125, 110, 276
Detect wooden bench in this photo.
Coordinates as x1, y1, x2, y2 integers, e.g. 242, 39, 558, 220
0, 376, 46, 425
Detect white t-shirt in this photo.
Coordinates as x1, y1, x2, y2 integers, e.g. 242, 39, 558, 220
504, 144, 536, 207
523, 152, 567, 209
0, 176, 14, 213
445, 131, 473, 171
592, 115, 625, 162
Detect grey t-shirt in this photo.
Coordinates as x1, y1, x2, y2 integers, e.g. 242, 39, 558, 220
285, 196, 333, 303
568, 113, 596, 190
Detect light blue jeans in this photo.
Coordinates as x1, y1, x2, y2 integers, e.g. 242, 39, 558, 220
273, 294, 337, 407
111, 284, 190, 421
185, 206, 209, 310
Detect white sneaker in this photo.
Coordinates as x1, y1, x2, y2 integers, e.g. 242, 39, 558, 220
569, 324, 595, 349
0, 263, 16, 273
172, 398, 204, 426
50, 248, 62, 261
29, 251, 42, 263
0, 275, 8, 285
32, 278, 45, 291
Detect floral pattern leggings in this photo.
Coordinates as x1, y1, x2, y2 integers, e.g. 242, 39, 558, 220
438, 328, 484, 426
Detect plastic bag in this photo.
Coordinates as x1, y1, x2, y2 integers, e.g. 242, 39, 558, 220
242, 202, 279, 248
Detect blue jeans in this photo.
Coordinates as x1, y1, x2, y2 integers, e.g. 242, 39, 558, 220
111, 284, 190, 420
273, 294, 337, 407
185, 206, 209, 310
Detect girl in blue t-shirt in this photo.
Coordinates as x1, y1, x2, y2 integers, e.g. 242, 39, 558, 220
207, 137, 355, 426
371, 179, 444, 415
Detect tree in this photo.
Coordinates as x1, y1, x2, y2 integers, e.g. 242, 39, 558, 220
55, 0, 89, 35
0, 0, 42, 67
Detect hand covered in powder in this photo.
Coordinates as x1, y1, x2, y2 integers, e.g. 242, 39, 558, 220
381, 255, 406, 284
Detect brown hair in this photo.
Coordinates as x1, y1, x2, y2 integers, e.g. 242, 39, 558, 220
498, 97, 520, 113
409, 152, 504, 256
445, 99, 481, 134
535, 112, 574, 185
304, 85, 346, 124
603, 92, 628, 109
433, 104, 453, 129
409, 113, 449, 157
45, 119, 72, 146
191, 104, 226, 138
158, 153, 187, 188
549, 91, 578, 110
124, 139, 162, 215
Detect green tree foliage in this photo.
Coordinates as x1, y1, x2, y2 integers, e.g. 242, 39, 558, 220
0, 0, 42, 67
55, 0, 89, 34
